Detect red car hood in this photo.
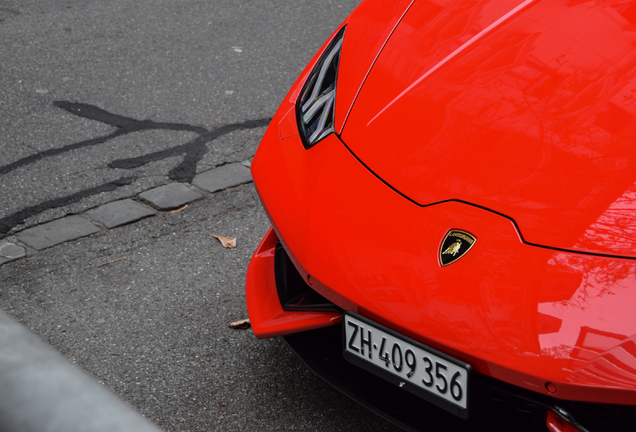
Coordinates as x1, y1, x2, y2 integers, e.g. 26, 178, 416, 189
341, 0, 636, 258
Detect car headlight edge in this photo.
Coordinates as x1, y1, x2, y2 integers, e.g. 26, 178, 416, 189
296, 26, 346, 149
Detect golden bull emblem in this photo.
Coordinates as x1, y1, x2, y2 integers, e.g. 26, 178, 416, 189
439, 230, 476, 267
442, 239, 462, 256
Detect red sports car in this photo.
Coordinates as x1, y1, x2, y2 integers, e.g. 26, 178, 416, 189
246, 1, 636, 431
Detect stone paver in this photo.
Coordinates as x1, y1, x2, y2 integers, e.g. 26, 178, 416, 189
16, 216, 100, 250
2, 166, 254, 263
0, 240, 26, 265
192, 163, 252, 193
138, 183, 203, 211
86, 199, 155, 229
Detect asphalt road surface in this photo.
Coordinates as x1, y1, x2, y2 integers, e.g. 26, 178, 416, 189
0, 0, 403, 431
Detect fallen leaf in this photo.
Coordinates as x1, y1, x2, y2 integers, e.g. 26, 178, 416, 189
228, 319, 250, 329
209, 234, 237, 248
169, 204, 188, 214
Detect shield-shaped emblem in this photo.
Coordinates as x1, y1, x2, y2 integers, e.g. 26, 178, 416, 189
439, 230, 476, 267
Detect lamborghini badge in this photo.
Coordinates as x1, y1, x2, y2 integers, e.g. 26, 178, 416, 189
439, 230, 476, 267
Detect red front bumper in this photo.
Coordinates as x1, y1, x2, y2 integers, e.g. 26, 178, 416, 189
246, 227, 341, 339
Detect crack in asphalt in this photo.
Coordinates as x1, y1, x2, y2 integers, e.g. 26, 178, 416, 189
109, 118, 271, 182
0, 177, 135, 235
0, 101, 271, 235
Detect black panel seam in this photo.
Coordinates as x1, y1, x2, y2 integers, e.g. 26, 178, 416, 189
336, 134, 636, 261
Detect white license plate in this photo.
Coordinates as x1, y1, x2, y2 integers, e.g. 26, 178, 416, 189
343, 313, 470, 418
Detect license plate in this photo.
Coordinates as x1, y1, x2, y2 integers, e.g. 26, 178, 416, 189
343, 312, 470, 419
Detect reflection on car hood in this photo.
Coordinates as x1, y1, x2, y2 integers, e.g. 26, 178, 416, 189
341, 0, 636, 258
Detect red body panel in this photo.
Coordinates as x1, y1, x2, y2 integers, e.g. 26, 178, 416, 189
250, 87, 636, 406
245, 227, 341, 339
343, 0, 636, 258
247, 0, 636, 409
334, 0, 414, 133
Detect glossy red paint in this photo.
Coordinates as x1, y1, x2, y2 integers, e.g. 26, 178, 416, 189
342, 0, 636, 258
247, 0, 636, 412
253, 108, 636, 402
333, 0, 414, 133
245, 227, 341, 339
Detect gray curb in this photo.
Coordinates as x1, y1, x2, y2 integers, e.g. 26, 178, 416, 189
0, 310, 164, 432
86, 199, 155, 229
0, 162, 252, 264
0, 240, 26, 265
192, 162, 252, 193
138, 183, 203, 211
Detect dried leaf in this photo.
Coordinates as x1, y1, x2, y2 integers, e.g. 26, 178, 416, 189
169, 204, 188, 214
209, 234, 237, 248
228, 319, 250, 329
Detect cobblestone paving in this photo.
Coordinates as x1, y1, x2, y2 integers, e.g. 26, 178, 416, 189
1, 160, 255, 264
1, 99, 263, 266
